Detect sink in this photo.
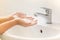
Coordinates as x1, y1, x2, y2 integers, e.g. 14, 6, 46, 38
1, 23, 60, 40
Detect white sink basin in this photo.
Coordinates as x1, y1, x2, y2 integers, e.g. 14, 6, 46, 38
1, 23, 60, 40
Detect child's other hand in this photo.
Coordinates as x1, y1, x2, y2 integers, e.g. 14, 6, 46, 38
12, 12, 26, 18
18, 17, 37, 27
9, 12, 37, 27
7, 12, 26, 20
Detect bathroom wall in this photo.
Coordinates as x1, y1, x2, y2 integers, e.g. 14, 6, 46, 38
0, 0, 60, 23
2, 0, 49, 15
0, 0, 6, 17
45, 0, 60, 23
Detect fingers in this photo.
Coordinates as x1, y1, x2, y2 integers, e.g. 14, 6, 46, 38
18, 18, 37, 27
31, 20, 37, 24
11, 12, 26, 19
11, 12, 37, 27
29, 20, 37, 26
26, 17, 34, 20
15, 12, 26, 18
22, 17, 37, 26
24, 19, 37, 27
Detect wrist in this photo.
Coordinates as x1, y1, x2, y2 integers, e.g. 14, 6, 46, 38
14, 19, 19, 25
10, 19, 19, 25
7, 16, 14, 21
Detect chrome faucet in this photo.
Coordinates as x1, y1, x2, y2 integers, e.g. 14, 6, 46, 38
34, 7, 52, 24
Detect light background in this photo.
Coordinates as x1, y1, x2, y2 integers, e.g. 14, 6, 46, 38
0, 0, 60, 23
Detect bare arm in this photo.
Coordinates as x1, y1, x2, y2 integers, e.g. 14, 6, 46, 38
0, 16, 14, 24
0, 12, 37, 34
0, 19, 18, 34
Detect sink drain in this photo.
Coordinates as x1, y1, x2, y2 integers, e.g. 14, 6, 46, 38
40, 30, 43, 33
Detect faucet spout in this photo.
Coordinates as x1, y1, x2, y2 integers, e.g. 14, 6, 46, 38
34, 7, 52, 24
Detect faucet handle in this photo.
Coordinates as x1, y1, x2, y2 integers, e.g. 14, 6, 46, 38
40, 7, 52, 10
40, 7, 52, 15
34, 12, 48, 17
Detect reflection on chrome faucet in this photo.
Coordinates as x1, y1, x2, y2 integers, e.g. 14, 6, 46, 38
34, 7, 52, 24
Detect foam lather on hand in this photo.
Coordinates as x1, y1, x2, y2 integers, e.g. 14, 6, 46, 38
13, 15, 37, 23
23, 18, 32, 23
13, 15, 32, 23
13, 15, 21, 19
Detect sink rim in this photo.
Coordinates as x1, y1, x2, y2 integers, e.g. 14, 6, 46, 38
2, 33, 60, 40
2, 23, 60, 40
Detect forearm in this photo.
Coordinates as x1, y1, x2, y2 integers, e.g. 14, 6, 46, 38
0, 16, 14, 24
0, 19, 17, 34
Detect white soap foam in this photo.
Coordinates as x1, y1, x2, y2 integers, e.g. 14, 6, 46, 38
22, 18, 32, 23
13, 15, 32, 23
13, 15, 21, 19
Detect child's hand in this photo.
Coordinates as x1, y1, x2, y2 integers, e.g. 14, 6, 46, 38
13, 12, 37, 27
18, 17, 37, 27
12, 12, 26, 18
8, 12, 37, 27
7, 12, 26, 20
25, 17, 37, 26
